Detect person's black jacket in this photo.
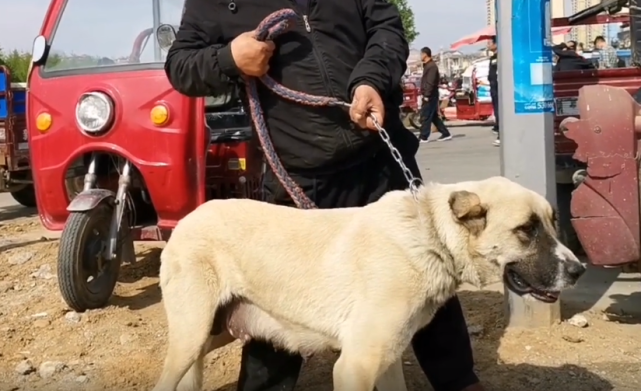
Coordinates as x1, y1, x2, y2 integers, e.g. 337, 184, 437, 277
488, 52, 498, 91
165, 0, 411, 171
552, 44, 595, 72
420, 61, 439, 99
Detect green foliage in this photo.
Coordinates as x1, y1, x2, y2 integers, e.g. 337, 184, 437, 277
0, 46, 105, 82
389, 0, 418, 44
0, 47, 32, 82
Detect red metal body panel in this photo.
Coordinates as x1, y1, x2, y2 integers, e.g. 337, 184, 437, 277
28, 1, 263, 238
564, 85, 641, 266
553, 68, 641, 155
454, 98, 493, 121
28, 70, 207, 231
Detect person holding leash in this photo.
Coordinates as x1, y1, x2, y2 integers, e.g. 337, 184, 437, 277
165, 0, 484, 390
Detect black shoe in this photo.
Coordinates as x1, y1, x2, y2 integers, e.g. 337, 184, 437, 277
438, 135, 452, 141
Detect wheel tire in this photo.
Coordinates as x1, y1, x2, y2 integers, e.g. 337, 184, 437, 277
408, 112, 421, 129
557, 183, 583, 254
10, 184, 36, 207
57, 201, 124, 312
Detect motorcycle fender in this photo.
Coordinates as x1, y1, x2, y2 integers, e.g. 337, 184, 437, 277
66, 189, 116, 212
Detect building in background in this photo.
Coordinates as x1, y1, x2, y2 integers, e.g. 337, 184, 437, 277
485, 0, 495, 27
570, 0, 608, 48
615, 7, 630, 48
486, 0, 565, 43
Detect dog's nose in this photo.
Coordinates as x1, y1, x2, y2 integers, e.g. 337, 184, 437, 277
565, 261, 587, 280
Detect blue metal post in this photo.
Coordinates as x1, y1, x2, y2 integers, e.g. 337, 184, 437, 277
497, 0, 562, 327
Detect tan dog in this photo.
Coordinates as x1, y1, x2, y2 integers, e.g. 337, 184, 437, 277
152, 176, 585, 391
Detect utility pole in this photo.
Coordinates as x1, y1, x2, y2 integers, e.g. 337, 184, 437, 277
497, 0, 562, 327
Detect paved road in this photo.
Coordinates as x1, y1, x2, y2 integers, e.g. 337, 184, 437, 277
414, 125, 499, 183
0, 125, 499, 211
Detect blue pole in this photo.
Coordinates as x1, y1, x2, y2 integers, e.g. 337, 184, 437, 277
497, 0, 562, 327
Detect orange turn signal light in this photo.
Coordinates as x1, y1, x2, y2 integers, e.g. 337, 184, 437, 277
150, 104, 170, 126
35, 112, 52, 133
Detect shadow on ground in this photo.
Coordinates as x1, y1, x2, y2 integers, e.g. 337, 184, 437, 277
111, 247, 162, 310
210, 290, 614, 391
605, 290, 641, 325
448, 121, 494, 128
0, 237, 53, 252
0, 205, 37, 221
561, 263, 641, 321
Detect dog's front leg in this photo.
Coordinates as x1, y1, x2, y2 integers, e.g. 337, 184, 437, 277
333, 349, 382, 391
375, 359, 407, 391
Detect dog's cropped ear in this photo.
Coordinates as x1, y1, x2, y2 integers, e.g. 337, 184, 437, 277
449, 191, 487, 234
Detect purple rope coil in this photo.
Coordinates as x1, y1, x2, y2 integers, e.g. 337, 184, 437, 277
246, 9, 346, 209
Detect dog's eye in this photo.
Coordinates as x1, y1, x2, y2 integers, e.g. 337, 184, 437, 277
515, 222, 537, 238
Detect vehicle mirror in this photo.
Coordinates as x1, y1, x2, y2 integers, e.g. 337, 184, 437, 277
157, 24, 177, 52
31, 35, 47, 64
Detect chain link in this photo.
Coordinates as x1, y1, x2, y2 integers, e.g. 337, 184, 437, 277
370, 114, 423, 196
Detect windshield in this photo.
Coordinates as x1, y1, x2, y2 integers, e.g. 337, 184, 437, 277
43, 0, 184, 74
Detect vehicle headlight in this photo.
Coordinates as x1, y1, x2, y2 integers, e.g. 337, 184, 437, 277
75, 92, 114, 134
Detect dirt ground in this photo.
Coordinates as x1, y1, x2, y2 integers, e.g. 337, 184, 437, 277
1, 210, 641, 391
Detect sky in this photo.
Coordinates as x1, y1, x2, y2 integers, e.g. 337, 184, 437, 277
0, 0, 487, 57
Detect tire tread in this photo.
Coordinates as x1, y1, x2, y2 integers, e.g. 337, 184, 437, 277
57, 203, 121, 312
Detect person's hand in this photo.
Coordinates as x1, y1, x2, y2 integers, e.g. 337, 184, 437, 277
423, 96, 429, 103
350, 84, 385, 131
230, 31, 276, 77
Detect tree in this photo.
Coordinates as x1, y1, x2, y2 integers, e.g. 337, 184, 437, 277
389, 0, 418, 44
0, 46, 95, 82
0, 47, 32, 82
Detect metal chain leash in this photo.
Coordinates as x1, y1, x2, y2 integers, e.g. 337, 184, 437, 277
371, 114, 424, 195
247, 9, 423, 208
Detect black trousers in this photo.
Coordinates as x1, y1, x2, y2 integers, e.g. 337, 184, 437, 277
419, 97, 450, 140
490, 85, 499, 133
238, 130, 477, 391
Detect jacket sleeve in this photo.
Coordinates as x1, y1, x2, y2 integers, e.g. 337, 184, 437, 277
164, 0, 240, 97
347, 0, 409, 98
421, 66, 437, 98
552, 44, 576, 59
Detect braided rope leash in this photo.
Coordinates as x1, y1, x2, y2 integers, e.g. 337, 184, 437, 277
246, 9, 422, 208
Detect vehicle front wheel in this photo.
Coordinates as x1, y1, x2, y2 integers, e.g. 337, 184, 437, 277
57, 201, 127, 312
10, 184, 36, 207
557, 183, 583, 254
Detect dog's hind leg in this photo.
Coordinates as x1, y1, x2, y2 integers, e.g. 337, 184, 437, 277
152, 263, 220, 391
374, 359, 407, 391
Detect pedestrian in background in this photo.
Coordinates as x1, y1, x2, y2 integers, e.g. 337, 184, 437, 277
418, 47, 452, 143
487, 37, 500, 146
594, 36, 618, 69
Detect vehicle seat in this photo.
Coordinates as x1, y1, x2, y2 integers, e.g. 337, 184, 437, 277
203, 87, 252, 147
205, 109, 252, 145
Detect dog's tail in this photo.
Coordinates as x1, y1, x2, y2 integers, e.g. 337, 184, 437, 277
153, 250, 221, 391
